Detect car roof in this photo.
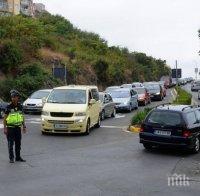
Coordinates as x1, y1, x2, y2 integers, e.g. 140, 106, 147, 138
37, 89, 52, 92
113, 88, 131, 92
155, 105, 199, 112
54, 85, 98, 90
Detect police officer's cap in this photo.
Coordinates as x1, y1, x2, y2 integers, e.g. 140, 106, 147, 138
10, 90, 20, 97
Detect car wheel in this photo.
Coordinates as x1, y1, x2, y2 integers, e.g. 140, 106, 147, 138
111, 108, 116, 118
101, 110, 105, 120
128, 104, 132, 112
191, 137, 200, 153
0, 110, 5, 118
143, 144, 153, 150
84, 120, 90, 135
95, 116, 101, 128
135, 102, 139, 110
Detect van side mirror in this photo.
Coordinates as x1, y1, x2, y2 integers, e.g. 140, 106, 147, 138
89, 99, 96, 105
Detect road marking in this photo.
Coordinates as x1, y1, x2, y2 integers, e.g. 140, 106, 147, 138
115, 114, 126, 119
101, 125, 127, 129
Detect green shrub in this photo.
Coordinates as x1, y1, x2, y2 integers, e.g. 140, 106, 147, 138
173, 86, 192, 105
131, 108, 152, 125
0, 40, 22, 73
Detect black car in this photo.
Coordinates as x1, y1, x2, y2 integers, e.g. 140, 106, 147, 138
140, 105, 200, 153
143, 83, 163, 101
0, 98, 9, 118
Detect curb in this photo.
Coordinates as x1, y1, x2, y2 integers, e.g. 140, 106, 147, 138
128, 125, 141, 133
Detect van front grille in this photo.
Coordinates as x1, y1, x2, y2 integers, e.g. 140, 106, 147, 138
48, 120, 74, 124
50, 112, 74, 117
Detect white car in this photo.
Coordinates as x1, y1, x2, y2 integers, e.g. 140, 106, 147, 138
23, 89, 52, 113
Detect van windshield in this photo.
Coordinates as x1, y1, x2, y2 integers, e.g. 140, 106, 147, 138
147, 111, 182, 126
47, 89, 86, 104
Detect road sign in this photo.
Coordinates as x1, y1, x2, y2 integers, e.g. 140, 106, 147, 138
172, 69, 182, 78
52, 67, 67, 82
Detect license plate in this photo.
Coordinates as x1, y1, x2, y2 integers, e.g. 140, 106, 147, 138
154, 130, 171, 136
54, 124, 68, 129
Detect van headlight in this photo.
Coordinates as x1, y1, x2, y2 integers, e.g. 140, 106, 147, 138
42, 111, 50, 116
75, 119, 84, 123
75, 112, 86, 116
156, 92, 160, 95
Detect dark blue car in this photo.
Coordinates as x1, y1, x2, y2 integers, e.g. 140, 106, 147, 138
140, 105, 200, 153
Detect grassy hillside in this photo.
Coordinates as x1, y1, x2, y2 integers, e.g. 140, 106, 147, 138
0, 13, 171, 99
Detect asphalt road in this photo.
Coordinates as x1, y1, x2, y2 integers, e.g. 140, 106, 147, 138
0, 88, 200, 196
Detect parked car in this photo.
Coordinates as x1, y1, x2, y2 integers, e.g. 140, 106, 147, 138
132, 82, 144, 88
134, 87, 151, 106
23, 89, 52, 113
41, 85, 101, 135
140, 105, 200, 153
198, 90, 200, 100
121, 84, 135, 89
99, 92, 116, 120
0, 98, 9, 118
109, 88, 138, 112
143, 83, 164, 101
158, 82, 167, 97
105, 86, 120, 93
191, 80, 200, 91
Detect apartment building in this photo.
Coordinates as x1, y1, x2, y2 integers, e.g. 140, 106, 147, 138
0, 0, 45, 16
0, 0, 21, 16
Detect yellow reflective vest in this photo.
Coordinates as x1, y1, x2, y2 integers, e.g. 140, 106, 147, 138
6, 111, 24, 127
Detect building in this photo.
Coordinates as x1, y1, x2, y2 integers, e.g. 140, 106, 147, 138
33, 3, 45, 13
20, 0, 34, 16
0, 0, 21, 16
0, 0, 45, 16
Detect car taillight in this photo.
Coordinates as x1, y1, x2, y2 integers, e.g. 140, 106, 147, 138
183, 130, 192, 138
140, 125, 144, 132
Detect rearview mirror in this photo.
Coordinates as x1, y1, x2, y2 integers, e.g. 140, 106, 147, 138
89, 99, 96, 105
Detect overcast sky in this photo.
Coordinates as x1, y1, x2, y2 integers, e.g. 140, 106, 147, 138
35, 0, 200, 78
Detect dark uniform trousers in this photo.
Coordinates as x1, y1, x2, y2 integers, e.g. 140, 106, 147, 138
7, 127, 22, 160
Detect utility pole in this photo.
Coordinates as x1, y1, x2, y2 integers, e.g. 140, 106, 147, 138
175, 60, 178, 86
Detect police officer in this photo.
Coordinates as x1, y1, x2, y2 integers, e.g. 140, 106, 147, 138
3, 90, 27, 163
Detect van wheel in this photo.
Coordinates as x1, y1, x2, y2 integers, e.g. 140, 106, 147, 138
191, 137, 200, 153
95, 116, 101, 128
143, 144, 153, 150
84, 120, 90, 135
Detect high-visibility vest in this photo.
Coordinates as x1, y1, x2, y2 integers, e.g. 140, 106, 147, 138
6, 111, 24, 127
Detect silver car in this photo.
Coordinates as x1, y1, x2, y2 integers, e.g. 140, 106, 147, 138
23, 89, 52, 113
99, 92, 116, 120
191, 80, 200, 91
110, 88, 138, 112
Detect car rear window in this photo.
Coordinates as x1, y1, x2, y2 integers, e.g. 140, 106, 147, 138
147, 111, 182, 126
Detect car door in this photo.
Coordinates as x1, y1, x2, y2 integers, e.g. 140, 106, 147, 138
107, 94, 115, 116
131, 90, 138, 107
88, 90, 95, 126
103, 94, 110, 117
91, 88, 100, 125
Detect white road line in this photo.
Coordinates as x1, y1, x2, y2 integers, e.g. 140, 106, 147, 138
101, 125, 127, 129
115, 114, 126, 119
